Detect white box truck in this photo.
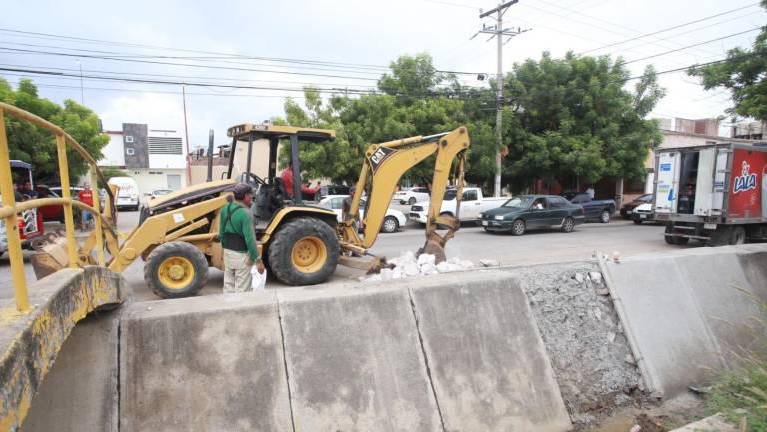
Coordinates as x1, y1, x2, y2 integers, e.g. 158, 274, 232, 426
654, 142, 767, 246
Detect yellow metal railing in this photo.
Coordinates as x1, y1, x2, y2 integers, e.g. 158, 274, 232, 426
0, 102, 116, 312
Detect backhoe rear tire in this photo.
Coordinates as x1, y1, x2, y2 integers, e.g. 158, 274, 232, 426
268, 217, 339, 286
145, 241, 208, 299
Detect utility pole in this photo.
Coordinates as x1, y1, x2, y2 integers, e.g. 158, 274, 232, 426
181, 85, 192, 185
77, 59, 84, 104
474, 1, 528, 197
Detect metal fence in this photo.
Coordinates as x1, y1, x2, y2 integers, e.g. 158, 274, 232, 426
0, 101, 116, 312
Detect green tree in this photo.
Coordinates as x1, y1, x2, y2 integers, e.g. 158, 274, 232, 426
277, 54, 497, 187
688, 0, 767, 122
502, 52, 664, 190
0, 78, 109, 182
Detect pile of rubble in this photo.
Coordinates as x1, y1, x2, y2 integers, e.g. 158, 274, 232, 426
362, 252, 476, 282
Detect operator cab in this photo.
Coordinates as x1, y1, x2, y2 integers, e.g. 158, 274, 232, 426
225, 123, 336, 229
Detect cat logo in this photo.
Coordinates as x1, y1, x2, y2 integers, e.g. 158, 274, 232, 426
369, 147, 396, 172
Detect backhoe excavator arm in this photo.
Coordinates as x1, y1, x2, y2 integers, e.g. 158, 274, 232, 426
340, 126, 470, 260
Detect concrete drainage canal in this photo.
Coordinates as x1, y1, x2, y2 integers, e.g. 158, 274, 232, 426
18, 244, 767, 431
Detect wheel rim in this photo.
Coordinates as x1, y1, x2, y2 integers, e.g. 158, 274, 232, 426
157, 256, 195, 290
565, 219, 574, 231
601, 211, 609, 222
291, 236, 328, 273
383, 218, 397, 232
514, 221, 524, 234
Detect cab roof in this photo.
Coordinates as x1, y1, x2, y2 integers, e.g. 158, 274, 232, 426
10, 160, 31, 169
227, 123, 336, 142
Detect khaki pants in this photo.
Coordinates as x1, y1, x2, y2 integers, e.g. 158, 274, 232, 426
223, 249, 252, 293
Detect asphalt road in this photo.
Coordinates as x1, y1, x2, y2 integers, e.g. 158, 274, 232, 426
1, 208, 689, 302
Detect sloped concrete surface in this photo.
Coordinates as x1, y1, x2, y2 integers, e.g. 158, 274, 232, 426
410, 272, 571, 432
120, 292, 292, 432
21, 311, 119, 432
601, 244, 767, 398
0, 266, 123, 431
278, 286, 442, 431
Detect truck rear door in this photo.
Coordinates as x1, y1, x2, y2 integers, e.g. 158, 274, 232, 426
694, 147, 716, 216
655, 151, 680, 214
712, 147, 728, 214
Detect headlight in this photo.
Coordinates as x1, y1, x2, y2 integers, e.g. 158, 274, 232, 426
494, 215, 504, 221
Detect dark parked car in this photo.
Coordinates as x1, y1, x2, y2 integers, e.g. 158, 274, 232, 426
620, 193, 654, 219
480, 195, 585, 235
561, 192, 615, 223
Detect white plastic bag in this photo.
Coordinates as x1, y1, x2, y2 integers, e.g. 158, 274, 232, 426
251, 266, 267, 291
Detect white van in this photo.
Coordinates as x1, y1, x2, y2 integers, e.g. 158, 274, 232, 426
108, 176, 141, 211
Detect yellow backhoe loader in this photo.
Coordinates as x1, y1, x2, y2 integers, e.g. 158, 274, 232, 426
33, 123, 470, 298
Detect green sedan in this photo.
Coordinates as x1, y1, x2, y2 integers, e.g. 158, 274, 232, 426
480, 195, 585, 235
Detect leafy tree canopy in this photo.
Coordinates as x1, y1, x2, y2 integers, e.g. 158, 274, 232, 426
0, 78, 109, 183
688, 0, 767, 122
503, 52, 664, 185
276, 53, 494, 186
278, 52, 662, 191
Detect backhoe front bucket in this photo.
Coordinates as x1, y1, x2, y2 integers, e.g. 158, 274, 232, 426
30, 235, 70, 279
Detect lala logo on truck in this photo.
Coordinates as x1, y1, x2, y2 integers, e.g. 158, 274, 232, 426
733, 160, 757, 194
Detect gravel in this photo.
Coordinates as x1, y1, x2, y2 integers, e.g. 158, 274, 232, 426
502, 261, 645, 427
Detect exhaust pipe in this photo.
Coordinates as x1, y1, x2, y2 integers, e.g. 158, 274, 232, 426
206, 129, 214, 182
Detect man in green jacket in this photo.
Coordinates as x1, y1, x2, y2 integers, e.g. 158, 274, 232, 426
219, 183, 264, 293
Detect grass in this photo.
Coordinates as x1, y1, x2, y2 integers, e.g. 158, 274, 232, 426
707, 361, 767, 431
706, 288, 767, 432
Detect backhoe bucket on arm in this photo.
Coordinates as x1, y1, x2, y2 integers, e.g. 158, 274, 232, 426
338, 126, 470, 270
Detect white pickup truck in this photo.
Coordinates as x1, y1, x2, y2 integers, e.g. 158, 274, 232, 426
408, 187, 508, 224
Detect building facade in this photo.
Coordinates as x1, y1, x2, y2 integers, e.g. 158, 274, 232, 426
98, 124, 187, 198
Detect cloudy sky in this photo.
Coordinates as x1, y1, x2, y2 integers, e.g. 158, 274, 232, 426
1, 0, 765, 150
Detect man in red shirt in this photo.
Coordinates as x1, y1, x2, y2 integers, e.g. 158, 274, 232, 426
78, 184, 94, 230
280, 163, 320, 200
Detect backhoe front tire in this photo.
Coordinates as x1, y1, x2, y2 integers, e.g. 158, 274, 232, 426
268, 218, 339, 286
145, 241, 208, 299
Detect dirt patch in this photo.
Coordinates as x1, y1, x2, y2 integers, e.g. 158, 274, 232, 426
584, 393, 708, 431
502, 261, 646, 427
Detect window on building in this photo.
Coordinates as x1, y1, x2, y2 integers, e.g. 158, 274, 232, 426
126, 148, 135, 156
148, 136, 183, 154
125, 136, 134, 143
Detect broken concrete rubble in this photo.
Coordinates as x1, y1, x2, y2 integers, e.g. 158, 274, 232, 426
361, 252, 476, 282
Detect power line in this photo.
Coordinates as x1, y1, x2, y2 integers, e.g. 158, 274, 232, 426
0, 27, 392, 70
0, 41, 387, 75
3, 53, 757, 108
609, 9, 758, 58
0, 62, 380, 91
0, 47, 382, 81
621, 27, 762, 65
0, 66, 492, 101
578, 2, 763, 55
0, 27, 485, 76
0, 66, 379, 93
534, 0, 727, 59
